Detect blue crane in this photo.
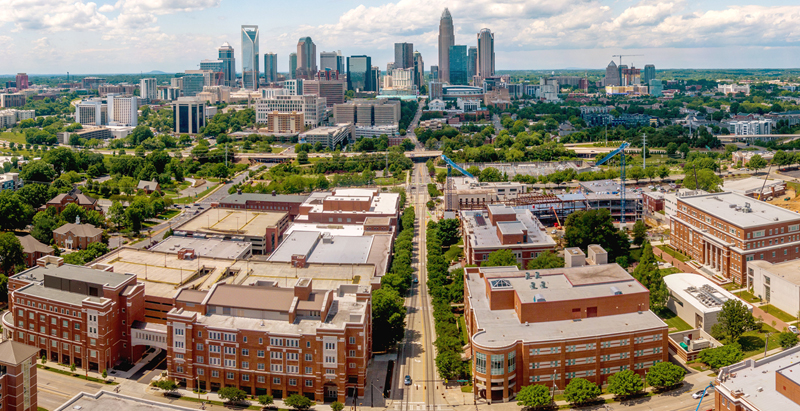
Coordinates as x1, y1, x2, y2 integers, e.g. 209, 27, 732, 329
595, 142, 630, 224
441, 155, 476, 179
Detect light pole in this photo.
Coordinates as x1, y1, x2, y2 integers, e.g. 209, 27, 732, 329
765, 332, 773, 358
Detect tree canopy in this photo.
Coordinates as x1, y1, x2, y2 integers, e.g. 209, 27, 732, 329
564, 209, 630, 260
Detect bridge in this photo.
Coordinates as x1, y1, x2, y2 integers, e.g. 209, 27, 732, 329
236, 150, 443, 163
718, 134, 797, 144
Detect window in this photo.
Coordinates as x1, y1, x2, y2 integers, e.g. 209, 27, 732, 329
198, 368, 204, 375
270, 338, 283, 346
257, 350, 265, 358
305, 354, 313, 361
324, 342, 336, 350
224, 359, 236, 367
210, 358, 221, 366
242, 361, 249, 369
176, 366, 184, 373
305, 366, 312, 374
508, 352, 516, 373
211, 370, 219, 378
176, 354, 184, 360
273, 377, 281, 384
271, 352, 283, 359
490, 354, 504, 375
258, 376, 265, 383
271, 364, 283, 372
349, 337, 356, 344
475, 353, 486, 374
196, 343, 204, 351
325, 356, 336, 364
227, 372, 234, 380
197, 356, 204, 364
288, 365, 299, 373
306, 380, 314, 387
289, 378, 297, 386
242, 349, 249, 356
242, 374, 250, 381
326, 369, 336, 375
287, 339, 299, 347
174, 328, 184, 336
258, 363, 265, 370
348, 350, 356, 357
753, 230, 765, 238
224, 347, 236, 355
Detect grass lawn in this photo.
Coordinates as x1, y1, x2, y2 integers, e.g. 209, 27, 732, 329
272, 146, 285, 153
177, 396, 263, 410
444, 244, 463, 263
721, 283, 741, 292
0, 131, 27, 145
659, 244, 690, 262
458, 315, 469, 345
739, 326, 781, 358
761, 305, 796, 323
734, 290, 762, 304
157, 209, 181, 220
659, 267, 681, 276
37, 365, 119, 385
655, 308, 693, 331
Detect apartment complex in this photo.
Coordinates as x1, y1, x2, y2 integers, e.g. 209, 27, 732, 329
264, 112, 305, 133
460, 205, 557, 267
0, 340, 39, 411
0, 93, 26, 108
714, 345, 800, 410
75, 100, 108, 126
0, 109, 35, 128
670, 192, 800, 284
166, 280, 371, 402
464, 261, 668, 402
3, 257, 146, 372
332, 99, 401, 126
255, 95, 326, 127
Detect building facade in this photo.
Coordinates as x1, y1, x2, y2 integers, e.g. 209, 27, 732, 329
0, 340, 39, 411
264, 53, 279, 83
140, 78, 157, 102
303, 79, 345, 107
173, 98, 206, 134
296, 37, 317, 79
448, 45, 468, 86
241, 26, 260, 90
347, 55, 374, 92
219, 42, 236, 87
438, 8, 455, 83
52, 223, 103, 250
476, 29, 495, 80
255, 95, 326, 127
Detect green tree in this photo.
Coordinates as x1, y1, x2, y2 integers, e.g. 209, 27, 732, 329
19, 160, 57, 183
607, 369, 645, 398
101, 369, 107, 379
152, 379, 178, 394
778, 332, 798, 349
717, 299, 757, 341
372, 287, 406, 351
645, 361, 685, 389
16, 183, 57, 209
31, 211, 62, 244
0, 233, 24, 275
678, 143, 690, 158
682, 169, 722, 192
526, 251, 564, 270
632, 242, 668, 310
482, 249, 519, 268
479, 167, 504, 182
218, 386, 247, 403
632, 220, 647, 246
330, 401, 344, 411
515, 384, 552, 409
108, 201, 126, 229
435, 350, 464, 380
747, 155, 767, 173
564, 209, 630, 261
284, 394, 315, 410
258, 394, 274, 408
436, 218, 460, 247
0, 191, 32, 231
699, 343, 744, 369
666, 142, 678, 156
564, 377, 601, 405
297, 150, 309, 165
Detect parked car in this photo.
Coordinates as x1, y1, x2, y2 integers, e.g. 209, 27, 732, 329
404, 375, 412, 386
790, 325, 799, 334
692, 390, 710, 399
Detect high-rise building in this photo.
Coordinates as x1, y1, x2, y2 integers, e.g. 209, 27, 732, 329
413, 51, 424, 89
289, 53, 298, 80
181, 74, 206, 97
386, 62, 396, 73
394, 43, 414, 69
389, 68, 415, 91
107, 94, 138, 127
476, 28, 495, 79
296, 37, 317, 79
430, 65, 439, 81
173, 98, 206, 134
320, 51, 343, 75
264, 52, 278, 83
371, 66, 381, 92
347, 55, 374, 92
467, 47, 477, 81
199, 59, 223, 73
643, 64, 656, 85
448, 45, 468, 86
241, 25, 259, 90
303, 76, 346, 107
604, 61, 620, 87
139, 78, 157, 102
438, 8, 455, 83
218, 42, 235, 87
15, 73, 28, 90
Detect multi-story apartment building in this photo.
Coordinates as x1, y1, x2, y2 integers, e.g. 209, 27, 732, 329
107, 94, 138, 127
714, 344, 800, 410
460, 205, 558, 267
139, 78, 157, 102
3, 256, 146, 372
166, 279, 371, 403
464, 259, 668, 402
0, 109, 35, 128
264, 112, 305, 133
670, 192, 800, 284
74, 100, 108, 126
332, 99, 401, 126
0, 93, 27, 108
0, 340, 39, 411
15, 73, 29, 90
98, 83, 136, 97
255, 95, 326, 127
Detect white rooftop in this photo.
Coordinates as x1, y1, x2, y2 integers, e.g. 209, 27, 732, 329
461, 208, 556, 249
663, 273, 752, 314
678, 192, 800, 229
151, 236, 251, 259
722, 177, 785, 195
717, 346, 800, 411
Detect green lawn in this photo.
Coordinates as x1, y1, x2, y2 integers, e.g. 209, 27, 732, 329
734, 290, 762, 304
721, 283, 741, 292
658, 245, 690, 262
37, 365, 119, 385
761, 305, 796, 323
0, 131, 27, 144
655, 308, 693, 331
157, 209, 181, 220
659, 267, 681, 276
171, 184, 218, 204
740, 325, 780, 358
444, 244, 463, 263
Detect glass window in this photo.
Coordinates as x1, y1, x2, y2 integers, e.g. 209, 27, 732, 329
475, 353, 486, 374
491, 354, 504, 375
507, 352, 516, 373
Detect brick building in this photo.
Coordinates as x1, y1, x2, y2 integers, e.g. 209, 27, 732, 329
296, 189, 400, 226
460, 205, 557, 267
2, 256, 146, 372
53, 223, 103, 250
44, 188, 98, 213
175, 208, 290, 254
714, 345, 800, 410
464, 258, 668, 402
17, 235, 54, 267
166, 279, 371, 403
0, 340, 39, 411
670, 192, 800, 284
216, 192, 310, 219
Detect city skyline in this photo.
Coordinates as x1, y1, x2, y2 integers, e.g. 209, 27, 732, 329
0, 0, 799, 74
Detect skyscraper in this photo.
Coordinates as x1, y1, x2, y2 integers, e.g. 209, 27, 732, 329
289, 53, 298, 80
264, 53, 278, 83
467, 47, 477, 81
643, 64, 656, 85
139, 78, 157, 102
320, 51, 342, 74
438, 8, 455, 83
241, 26, 259, 90
347, 55, 374, 92
371, 66, 381, 92
448, 45, 468, 85
604, 61, 620, 87
218, 42, 235, 87
15, 73, 28, 90
394, 43, 414, 69
430, 65, 439, 81
296, 37, 317, 79
413, 51, 424, 89
476, 29, 495, 79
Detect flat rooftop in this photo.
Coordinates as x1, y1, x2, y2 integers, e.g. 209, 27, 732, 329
717, 346, 800, 411
749, 259, 800, 285
679, 192, 800, 228
177, 208, 286, 236
284, 223, 365, 237
268, 231, 392, 276
16, 283, 106, 305
296, 189, 399, 220
219, 192, 309, 205
461, 208, 556, 249
14, 263, 133, 289
663, 273, 750, 314
55, 391, 196, 411
151, 236, 251, 259
580, 179, 641, 194
722, 177, 785, 194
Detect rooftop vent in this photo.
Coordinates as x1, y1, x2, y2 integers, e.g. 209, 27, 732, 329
535, 272, 541, 279
525, 273, 530, 280
540, 281, 547, 289
610, 286, 622, 295
530, 282, 537, 289
743, 202, 752, 213
533, 293, 545, 302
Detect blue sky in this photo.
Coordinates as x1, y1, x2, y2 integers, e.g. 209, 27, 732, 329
1, 0, 799, 74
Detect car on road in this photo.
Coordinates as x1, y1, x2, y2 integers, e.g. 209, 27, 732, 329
790, 325, 799, 334
404, 375, 412, 386
692, 390, 710, 399
413, 277, 419, 284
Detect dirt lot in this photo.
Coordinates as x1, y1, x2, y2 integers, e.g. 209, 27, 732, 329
767, 188, 800, 212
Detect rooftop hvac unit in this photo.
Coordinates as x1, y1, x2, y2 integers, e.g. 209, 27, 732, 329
530, 282, 537, 289
540, 281, 547, 289
610, 286, 622, 295
533, 293, 545, 302
525, 273, 530, 280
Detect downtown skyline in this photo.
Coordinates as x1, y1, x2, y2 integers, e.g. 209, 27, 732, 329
1, 0, 799, 74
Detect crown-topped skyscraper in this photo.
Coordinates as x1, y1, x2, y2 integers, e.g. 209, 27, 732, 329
438, 8, 455, 83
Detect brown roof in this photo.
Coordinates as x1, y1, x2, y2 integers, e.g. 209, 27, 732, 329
176, 289, 208, 304
53, 223, 103, 238
17, 234, 53, 254
137, 180, 160, 190
206, 284, 295, 312
0, 340, 40, 365
47, 189, 97, 206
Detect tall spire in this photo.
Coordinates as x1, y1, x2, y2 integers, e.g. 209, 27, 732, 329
438, 8, 455, 83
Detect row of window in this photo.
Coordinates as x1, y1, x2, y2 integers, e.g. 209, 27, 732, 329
190, 332, 357, 347
527, 361, 660, 383
191, 368, 319, 387
16, 299, 83, 318
528, 335, 662, 356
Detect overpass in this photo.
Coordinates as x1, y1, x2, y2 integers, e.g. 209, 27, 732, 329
236, 150, 442, 163
718, 134, 797, 144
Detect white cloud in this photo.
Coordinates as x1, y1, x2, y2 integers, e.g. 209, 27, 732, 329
120, 0, 221, 15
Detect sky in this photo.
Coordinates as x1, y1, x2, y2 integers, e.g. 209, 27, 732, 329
1, 0, 799, 75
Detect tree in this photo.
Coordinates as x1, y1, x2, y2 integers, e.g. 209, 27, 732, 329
152, 379, 178, 394
218, 386, 247, 403
297, 150, 309, 165
666, 142, 678, 156
372, 287, 406, 351
632, 242, 668, 310
435, 350, 464, 379
632, 220, 647, 246
699, 343, 744, 369
101, 369, 107, 379
607, 369, 644, 398
526, 251, 564, 270
330, 402, 343, 411
564, 209, 630, 261
31, 211, 62, 244
70, 363, 76, 372
717, 299, 757, 341
778, 332, 798, 349
258, 394, 274, 408
645, 361, 685, 389
108, 201, 126, 229
515, 384, 552, 409
482, 249, 519, 268
284, 394, 315, 410
479, 167, 504, 182
682, 169, 722, 192
19, 160, 57, 183
16, 183, 56, 209
0, 233, 24, 275
0, 191, 32, 231
748, 155, 767, 173
436, 218, 460, 247
678, 143, 690, 158
564, 377, 601, 405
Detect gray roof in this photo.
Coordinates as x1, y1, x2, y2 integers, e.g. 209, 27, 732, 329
268, 231, 374, 265
137, 180, 159, 190
17, 234, 53, 254
679, 192, 800, 229
151, 236, 251, 259
53, 223, 103, 237
220, 192, 309, 205
717, 345, 800, 411
461, 208, 556, 249
17, 283, 106, 305
14, 263, 133, 289
55, 391, 197, 411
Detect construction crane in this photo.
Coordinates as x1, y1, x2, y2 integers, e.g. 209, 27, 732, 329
441, 154, 475, 179
612, 54, 644, 66
595, 142, 631, 224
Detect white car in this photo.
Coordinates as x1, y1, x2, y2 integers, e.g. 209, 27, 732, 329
789, 325, 799, 334
692, 390, 710, 399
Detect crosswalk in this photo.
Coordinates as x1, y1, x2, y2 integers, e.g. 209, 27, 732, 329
391, 403, 448, 411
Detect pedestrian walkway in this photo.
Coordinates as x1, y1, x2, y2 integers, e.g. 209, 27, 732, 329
112, 348, 162, 379
753, 305, 791, 332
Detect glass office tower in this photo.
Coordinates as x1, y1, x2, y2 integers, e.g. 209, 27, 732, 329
347, 55, 373, 92
241, 25, 259, 90
448, 45, 468, 85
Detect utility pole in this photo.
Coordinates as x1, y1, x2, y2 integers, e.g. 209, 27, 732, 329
642, 132, 647, 169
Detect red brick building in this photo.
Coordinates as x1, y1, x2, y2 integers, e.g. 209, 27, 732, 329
3, 256, 146, 372
714, 345, 800, 410
44, 188, 98, 213
464, 260, 668, 402
165, 279, 371, 403
216, 192, 309, 219
17, 235, 53, 267
52, 223, 103, 250
642, 191, 664, 214
0, 340, 39, 411
670, 192, 800, 284
296, 189, 401, 226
